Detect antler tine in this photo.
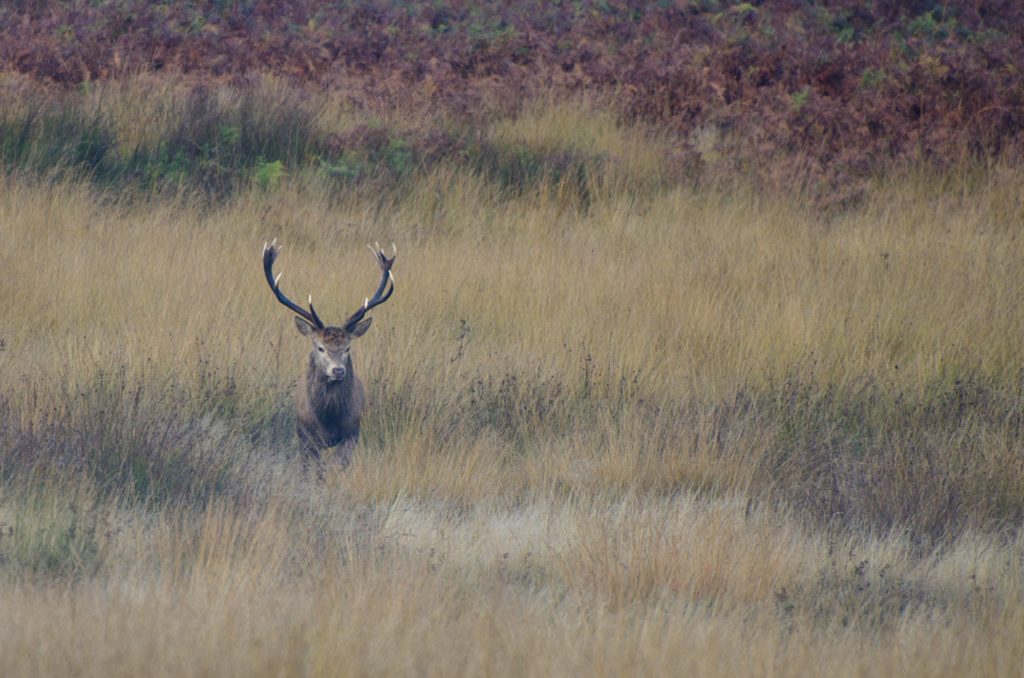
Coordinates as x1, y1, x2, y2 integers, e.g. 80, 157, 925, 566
262, 239, 324, 329
344, 241, 396, 331
306, 294, 324, 328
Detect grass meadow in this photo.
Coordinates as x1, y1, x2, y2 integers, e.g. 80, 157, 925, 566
1, 85, 1024, 676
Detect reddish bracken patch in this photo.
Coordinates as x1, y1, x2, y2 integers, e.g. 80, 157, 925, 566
1, 1, 1022, 203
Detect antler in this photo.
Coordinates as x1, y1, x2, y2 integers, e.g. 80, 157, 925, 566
343, 242, 396, 331
263, 239, 324, 329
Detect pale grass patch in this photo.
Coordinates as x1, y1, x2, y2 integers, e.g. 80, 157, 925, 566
3, 485, 1020, 677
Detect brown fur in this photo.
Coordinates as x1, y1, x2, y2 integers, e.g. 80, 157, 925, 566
293, 318, 371, 473
295, 352, 363, 466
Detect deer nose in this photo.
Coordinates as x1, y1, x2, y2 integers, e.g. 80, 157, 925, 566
331, 366, 346, 379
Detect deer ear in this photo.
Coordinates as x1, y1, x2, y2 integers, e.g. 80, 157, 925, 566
348, 317, 373, 337
295, 316, 318, 336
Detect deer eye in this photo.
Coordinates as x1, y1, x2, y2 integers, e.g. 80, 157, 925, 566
317, 346, 325, 353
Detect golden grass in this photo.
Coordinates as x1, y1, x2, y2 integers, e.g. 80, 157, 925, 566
1, 106, 1024, 675
0, 486, 1021, 677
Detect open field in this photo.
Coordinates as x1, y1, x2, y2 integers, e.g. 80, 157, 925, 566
2, 3, 1024, 669
2, 84, 1024, 673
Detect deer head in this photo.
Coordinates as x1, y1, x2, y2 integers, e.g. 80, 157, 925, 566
262, 239, 396, 382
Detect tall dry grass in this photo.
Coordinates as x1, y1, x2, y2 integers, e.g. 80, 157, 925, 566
1, 93, 1023, 676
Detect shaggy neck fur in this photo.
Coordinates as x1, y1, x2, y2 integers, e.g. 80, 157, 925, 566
306, 352, 355, 421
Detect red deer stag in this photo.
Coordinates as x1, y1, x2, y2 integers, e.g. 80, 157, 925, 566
262, 239, 395, 473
